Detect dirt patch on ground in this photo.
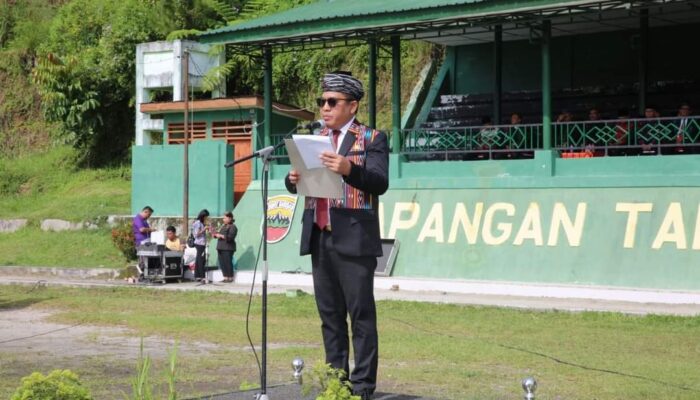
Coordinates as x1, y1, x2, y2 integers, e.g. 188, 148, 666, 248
0, 308, 300, 399
0, 309, 197, 359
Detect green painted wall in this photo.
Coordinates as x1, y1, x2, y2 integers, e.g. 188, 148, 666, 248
232, 152, 700, 291
131, 141, 233, 216
133, 107, 305, 218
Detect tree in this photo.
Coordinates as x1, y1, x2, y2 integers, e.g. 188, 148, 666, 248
32, 0, 227, 166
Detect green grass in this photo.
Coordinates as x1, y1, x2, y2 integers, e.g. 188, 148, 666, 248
0, 146, 130, 222
0, 146, 131, 268
0, 227, 126, 268
1, 285, 699, 399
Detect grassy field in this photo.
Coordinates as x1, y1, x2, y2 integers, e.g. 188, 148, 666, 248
0, 146, 131, 268
0, 227, 125, 268
0, 146, 131, 221
1, 285, 699, 399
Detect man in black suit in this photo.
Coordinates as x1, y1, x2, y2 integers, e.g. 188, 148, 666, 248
285, 71, 389, 400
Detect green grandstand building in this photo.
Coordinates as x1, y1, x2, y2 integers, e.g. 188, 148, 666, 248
152, 0, 700, 292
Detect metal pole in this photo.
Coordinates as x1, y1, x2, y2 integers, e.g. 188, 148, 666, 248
638, 9, 649, 116
541, 20, 552, 150
259, 45, 273, 400
260, 160, 269, 400
391, 35, 401, 152
263, 47, 272, 148
493, 24, 502, 125
182, 50, 189, 236
368, 39, 377, 129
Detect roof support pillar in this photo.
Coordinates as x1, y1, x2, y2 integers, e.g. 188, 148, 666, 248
541, 20, 552, 150
263, 46, 272, 149
368, 39, 377, 129
493, 24, 502, 125
391, 35, 401, 153
638, 9, 649, 115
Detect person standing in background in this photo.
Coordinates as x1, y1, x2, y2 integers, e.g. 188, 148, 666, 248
192, 209, 209, 283
213, 211, 237, 282
132, 206, 155, 246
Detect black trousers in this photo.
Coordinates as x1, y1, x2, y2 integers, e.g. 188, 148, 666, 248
310, 227, 378, 394
194, 244, 206, 279
218, 250, 234, 278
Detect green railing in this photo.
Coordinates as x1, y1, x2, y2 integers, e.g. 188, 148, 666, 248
553, 116, 700, 155
401, 124, 543, 160
401, 116, 700, 160
268, 117, 699, 162
268, 133, 293, 165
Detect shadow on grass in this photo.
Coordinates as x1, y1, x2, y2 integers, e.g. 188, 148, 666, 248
0, 298, 45, 310
0, 285, 53, 311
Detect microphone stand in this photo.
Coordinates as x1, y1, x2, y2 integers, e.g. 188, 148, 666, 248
225, 123, 315, 400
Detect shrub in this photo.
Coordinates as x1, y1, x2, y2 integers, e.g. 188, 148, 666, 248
10, 369, 92, 400
303, 363, 360, 400
111, 219, 136, 261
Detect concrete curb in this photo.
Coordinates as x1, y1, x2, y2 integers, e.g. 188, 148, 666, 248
0, 265, 121, 279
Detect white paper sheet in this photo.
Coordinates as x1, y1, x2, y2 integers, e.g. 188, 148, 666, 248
292, 134, 334, 169
285, 138, 343, 198
150, 230, 165, 245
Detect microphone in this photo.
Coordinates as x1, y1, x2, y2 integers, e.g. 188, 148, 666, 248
303, 120, 325, 130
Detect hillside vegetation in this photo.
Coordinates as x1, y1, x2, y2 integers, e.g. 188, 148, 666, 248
1, 0, 433, 165
0, 0, 433, 268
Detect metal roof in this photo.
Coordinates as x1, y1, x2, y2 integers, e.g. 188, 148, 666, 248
198, 0, 598, 47
201, 0, 487, 35
198, 0, 699, 49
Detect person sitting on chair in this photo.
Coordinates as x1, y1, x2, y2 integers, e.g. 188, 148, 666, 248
164, 226, 185, 251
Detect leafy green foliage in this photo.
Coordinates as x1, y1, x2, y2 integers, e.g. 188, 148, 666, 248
112, 219, 137, 261
10, 369, 92, 400
303, 363, 360, 400
27, 0, 232, 166
33, 54, 101, 149
0, 1, 62, 158
2, 0, 432, 166
31, 0, 155, 165
202, 0, 239, 22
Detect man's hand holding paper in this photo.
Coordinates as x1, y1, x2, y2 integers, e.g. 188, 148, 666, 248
320, 151, 352, 176
284, 137, 344, 198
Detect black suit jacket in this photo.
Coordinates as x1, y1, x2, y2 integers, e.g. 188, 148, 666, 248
285, 121, 389, 257
215, 223, 237, 252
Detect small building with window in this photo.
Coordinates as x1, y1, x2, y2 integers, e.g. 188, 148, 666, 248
132, 40, 312, 217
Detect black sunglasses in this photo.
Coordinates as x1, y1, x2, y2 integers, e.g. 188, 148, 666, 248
316, 97, 353, 108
